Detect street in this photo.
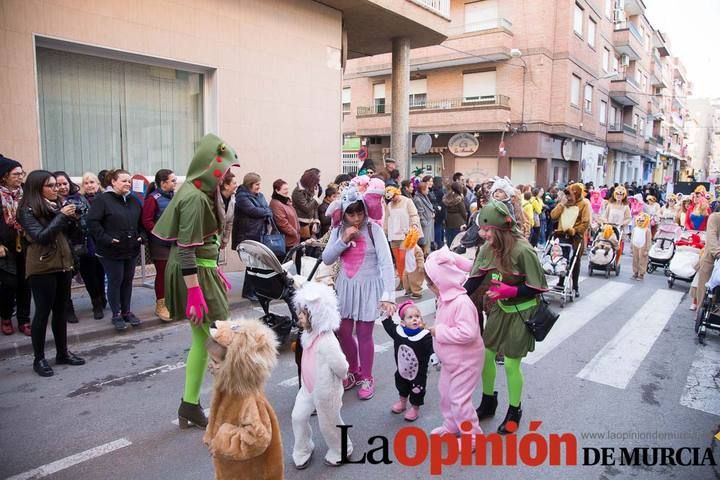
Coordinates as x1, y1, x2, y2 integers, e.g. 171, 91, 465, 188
1, 252, 719, 480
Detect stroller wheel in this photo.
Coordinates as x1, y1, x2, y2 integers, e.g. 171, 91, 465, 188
668, 278, 674, 289
694, 306, 705, 334
615, 264, 621, 276
605, 269, 610, 279
647, 264, 655, 274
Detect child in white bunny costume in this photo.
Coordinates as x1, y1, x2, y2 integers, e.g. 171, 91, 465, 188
291, 281, 353, 469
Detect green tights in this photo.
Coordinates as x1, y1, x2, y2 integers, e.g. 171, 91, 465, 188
482, 348, 523, 407
183, 322, 211, 405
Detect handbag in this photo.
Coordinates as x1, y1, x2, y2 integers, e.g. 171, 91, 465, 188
261, 218, 286, 259
520, 296, 560, 342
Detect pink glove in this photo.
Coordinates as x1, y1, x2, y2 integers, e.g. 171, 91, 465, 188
186, 286, 209, 322
488, 280, 518, 300
217, 268, 232, 291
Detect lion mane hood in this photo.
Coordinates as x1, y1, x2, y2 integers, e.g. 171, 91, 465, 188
209, 318, 279, 396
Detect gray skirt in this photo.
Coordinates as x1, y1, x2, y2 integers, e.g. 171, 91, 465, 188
335, 273, 384, 322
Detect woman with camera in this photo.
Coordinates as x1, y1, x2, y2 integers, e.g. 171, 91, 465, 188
54, 171, 90, 324
17, 170, 86, 377
87, 169, 143, 332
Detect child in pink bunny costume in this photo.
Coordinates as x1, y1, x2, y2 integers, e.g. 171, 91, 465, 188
425, 246, 484, 438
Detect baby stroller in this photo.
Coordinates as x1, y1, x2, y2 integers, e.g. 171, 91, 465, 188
236, 240, 323, 344
695, 263, 720, 344
666, 232, 705, 289
647, 223, 681, 274
542, 235, 578, 307
588, 224, 622, 278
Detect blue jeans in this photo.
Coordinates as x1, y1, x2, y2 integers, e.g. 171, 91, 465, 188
99, 256, 137, 317
445, 228, 460, 247
434, 220, 445, 250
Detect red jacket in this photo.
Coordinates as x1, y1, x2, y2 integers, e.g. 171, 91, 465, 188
270, 197, 300, 248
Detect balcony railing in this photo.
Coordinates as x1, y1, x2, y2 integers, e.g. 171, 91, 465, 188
615, 21, 643, 43
409, 0, 450, 17
356, 95, 510, 116
623, 124, 638, 135
448, 18, 513, 35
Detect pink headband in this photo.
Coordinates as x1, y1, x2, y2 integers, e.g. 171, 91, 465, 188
398, 300, 415, 319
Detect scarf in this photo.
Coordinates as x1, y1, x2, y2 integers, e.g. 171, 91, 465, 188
272, 191, 291, 205
0, 184, 22, 231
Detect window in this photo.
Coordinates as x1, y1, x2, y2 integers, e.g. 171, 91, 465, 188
373, 82, 386, 114
570, 74, 581, 106
609, 105, 618, 128
588, 18, 597, 47
605, 0, 612, 17
641, 74, 648, 93
464, 0, 498, 32
603, 48, 610, 72
37, 47, 203, 174
612, 55, 619, 73
645, 34, 651, 53
639, 116, 645, 134
600, 100, 607, 124
463, 70, 497, 102
342, 87, 351, 114
584, 84, 593, 113
573, 4, 584, 36
409, 78, 427, 108
633, 113, 639, 130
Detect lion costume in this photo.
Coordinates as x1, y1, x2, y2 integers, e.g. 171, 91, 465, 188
203, 319, 284, 480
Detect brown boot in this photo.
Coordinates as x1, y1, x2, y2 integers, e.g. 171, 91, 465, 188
155, 299, 171, 322
178, 399, 208, 429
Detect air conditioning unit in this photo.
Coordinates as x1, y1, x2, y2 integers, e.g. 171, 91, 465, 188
620, 54, 630, 67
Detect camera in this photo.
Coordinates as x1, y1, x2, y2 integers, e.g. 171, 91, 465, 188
63, 198, 88, 217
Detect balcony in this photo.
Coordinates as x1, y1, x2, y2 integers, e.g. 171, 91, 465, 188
644, 138, 657, 156
410, 0, 450, 18
609, 77, 641, 106
612, 23, 644, 60
447, 18, 513, 36
650, 60, 666, 88
354, 95, 511, 135
624, 0, 647, 15
608, 124, 644, 155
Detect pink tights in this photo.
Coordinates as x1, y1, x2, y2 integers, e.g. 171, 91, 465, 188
337, 318, 375, 380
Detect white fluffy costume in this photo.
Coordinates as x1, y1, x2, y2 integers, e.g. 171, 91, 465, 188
291, 281, 353, 467
203, 319, 283, 480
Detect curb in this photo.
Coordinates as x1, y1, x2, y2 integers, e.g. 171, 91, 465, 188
0, 298, 255, 361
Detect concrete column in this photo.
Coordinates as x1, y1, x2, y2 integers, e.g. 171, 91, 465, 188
391, 37, 410, 177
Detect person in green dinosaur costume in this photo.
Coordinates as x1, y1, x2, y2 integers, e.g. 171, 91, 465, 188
153, 133, 238, 429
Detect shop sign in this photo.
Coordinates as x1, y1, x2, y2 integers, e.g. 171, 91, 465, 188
448, 133, 479, 157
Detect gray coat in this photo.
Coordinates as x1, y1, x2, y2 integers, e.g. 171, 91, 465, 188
413, 192, 435, 247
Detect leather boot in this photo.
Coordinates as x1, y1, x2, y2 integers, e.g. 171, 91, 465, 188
476, 391, 498, 420
155, 298, 171, 322
497, 403, 522, 435
178, 399, 208, 429
92, 297, 104, 320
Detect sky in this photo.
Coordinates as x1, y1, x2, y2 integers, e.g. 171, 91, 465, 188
645, 0, 720, 98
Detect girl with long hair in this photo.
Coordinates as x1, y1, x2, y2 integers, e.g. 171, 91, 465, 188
466, 200, 547, 434
18, 170, 85, 376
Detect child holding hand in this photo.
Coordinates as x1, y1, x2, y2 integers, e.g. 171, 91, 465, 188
382, 300, 434, 422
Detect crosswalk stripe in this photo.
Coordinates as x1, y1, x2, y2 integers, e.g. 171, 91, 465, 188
523, 281, 628, 365
577, 289, 684, 389
679, 344, 720, 416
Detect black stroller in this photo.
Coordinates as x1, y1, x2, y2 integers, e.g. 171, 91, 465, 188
236, 240, 323, 344
695, 282, 720, 345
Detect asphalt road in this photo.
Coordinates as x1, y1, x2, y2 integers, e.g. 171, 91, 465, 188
1, 252, 719, 480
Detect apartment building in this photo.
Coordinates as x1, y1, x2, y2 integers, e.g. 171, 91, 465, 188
686, 97, 720, 181
342, 0, 691, 188
0, 0, 449, 184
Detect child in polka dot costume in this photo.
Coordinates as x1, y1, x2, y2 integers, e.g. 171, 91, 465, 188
382, 300, 434, 422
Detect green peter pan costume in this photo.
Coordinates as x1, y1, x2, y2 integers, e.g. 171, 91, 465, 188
470, 200, 547, 425
153, 133, 238, 411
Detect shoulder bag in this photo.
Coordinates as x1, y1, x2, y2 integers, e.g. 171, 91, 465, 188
261, 218, 286, 259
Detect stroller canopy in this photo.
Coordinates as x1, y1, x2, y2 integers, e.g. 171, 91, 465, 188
237, 240, 285, 274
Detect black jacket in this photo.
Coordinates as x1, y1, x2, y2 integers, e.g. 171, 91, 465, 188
231, 186, 272, 249
87, 192, 143, 260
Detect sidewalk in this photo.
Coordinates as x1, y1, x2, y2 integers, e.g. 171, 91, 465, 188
0, 271, 251, 360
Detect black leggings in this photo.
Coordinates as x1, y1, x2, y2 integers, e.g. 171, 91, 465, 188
78, 254, 106, 303
29, 271, 72, 361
